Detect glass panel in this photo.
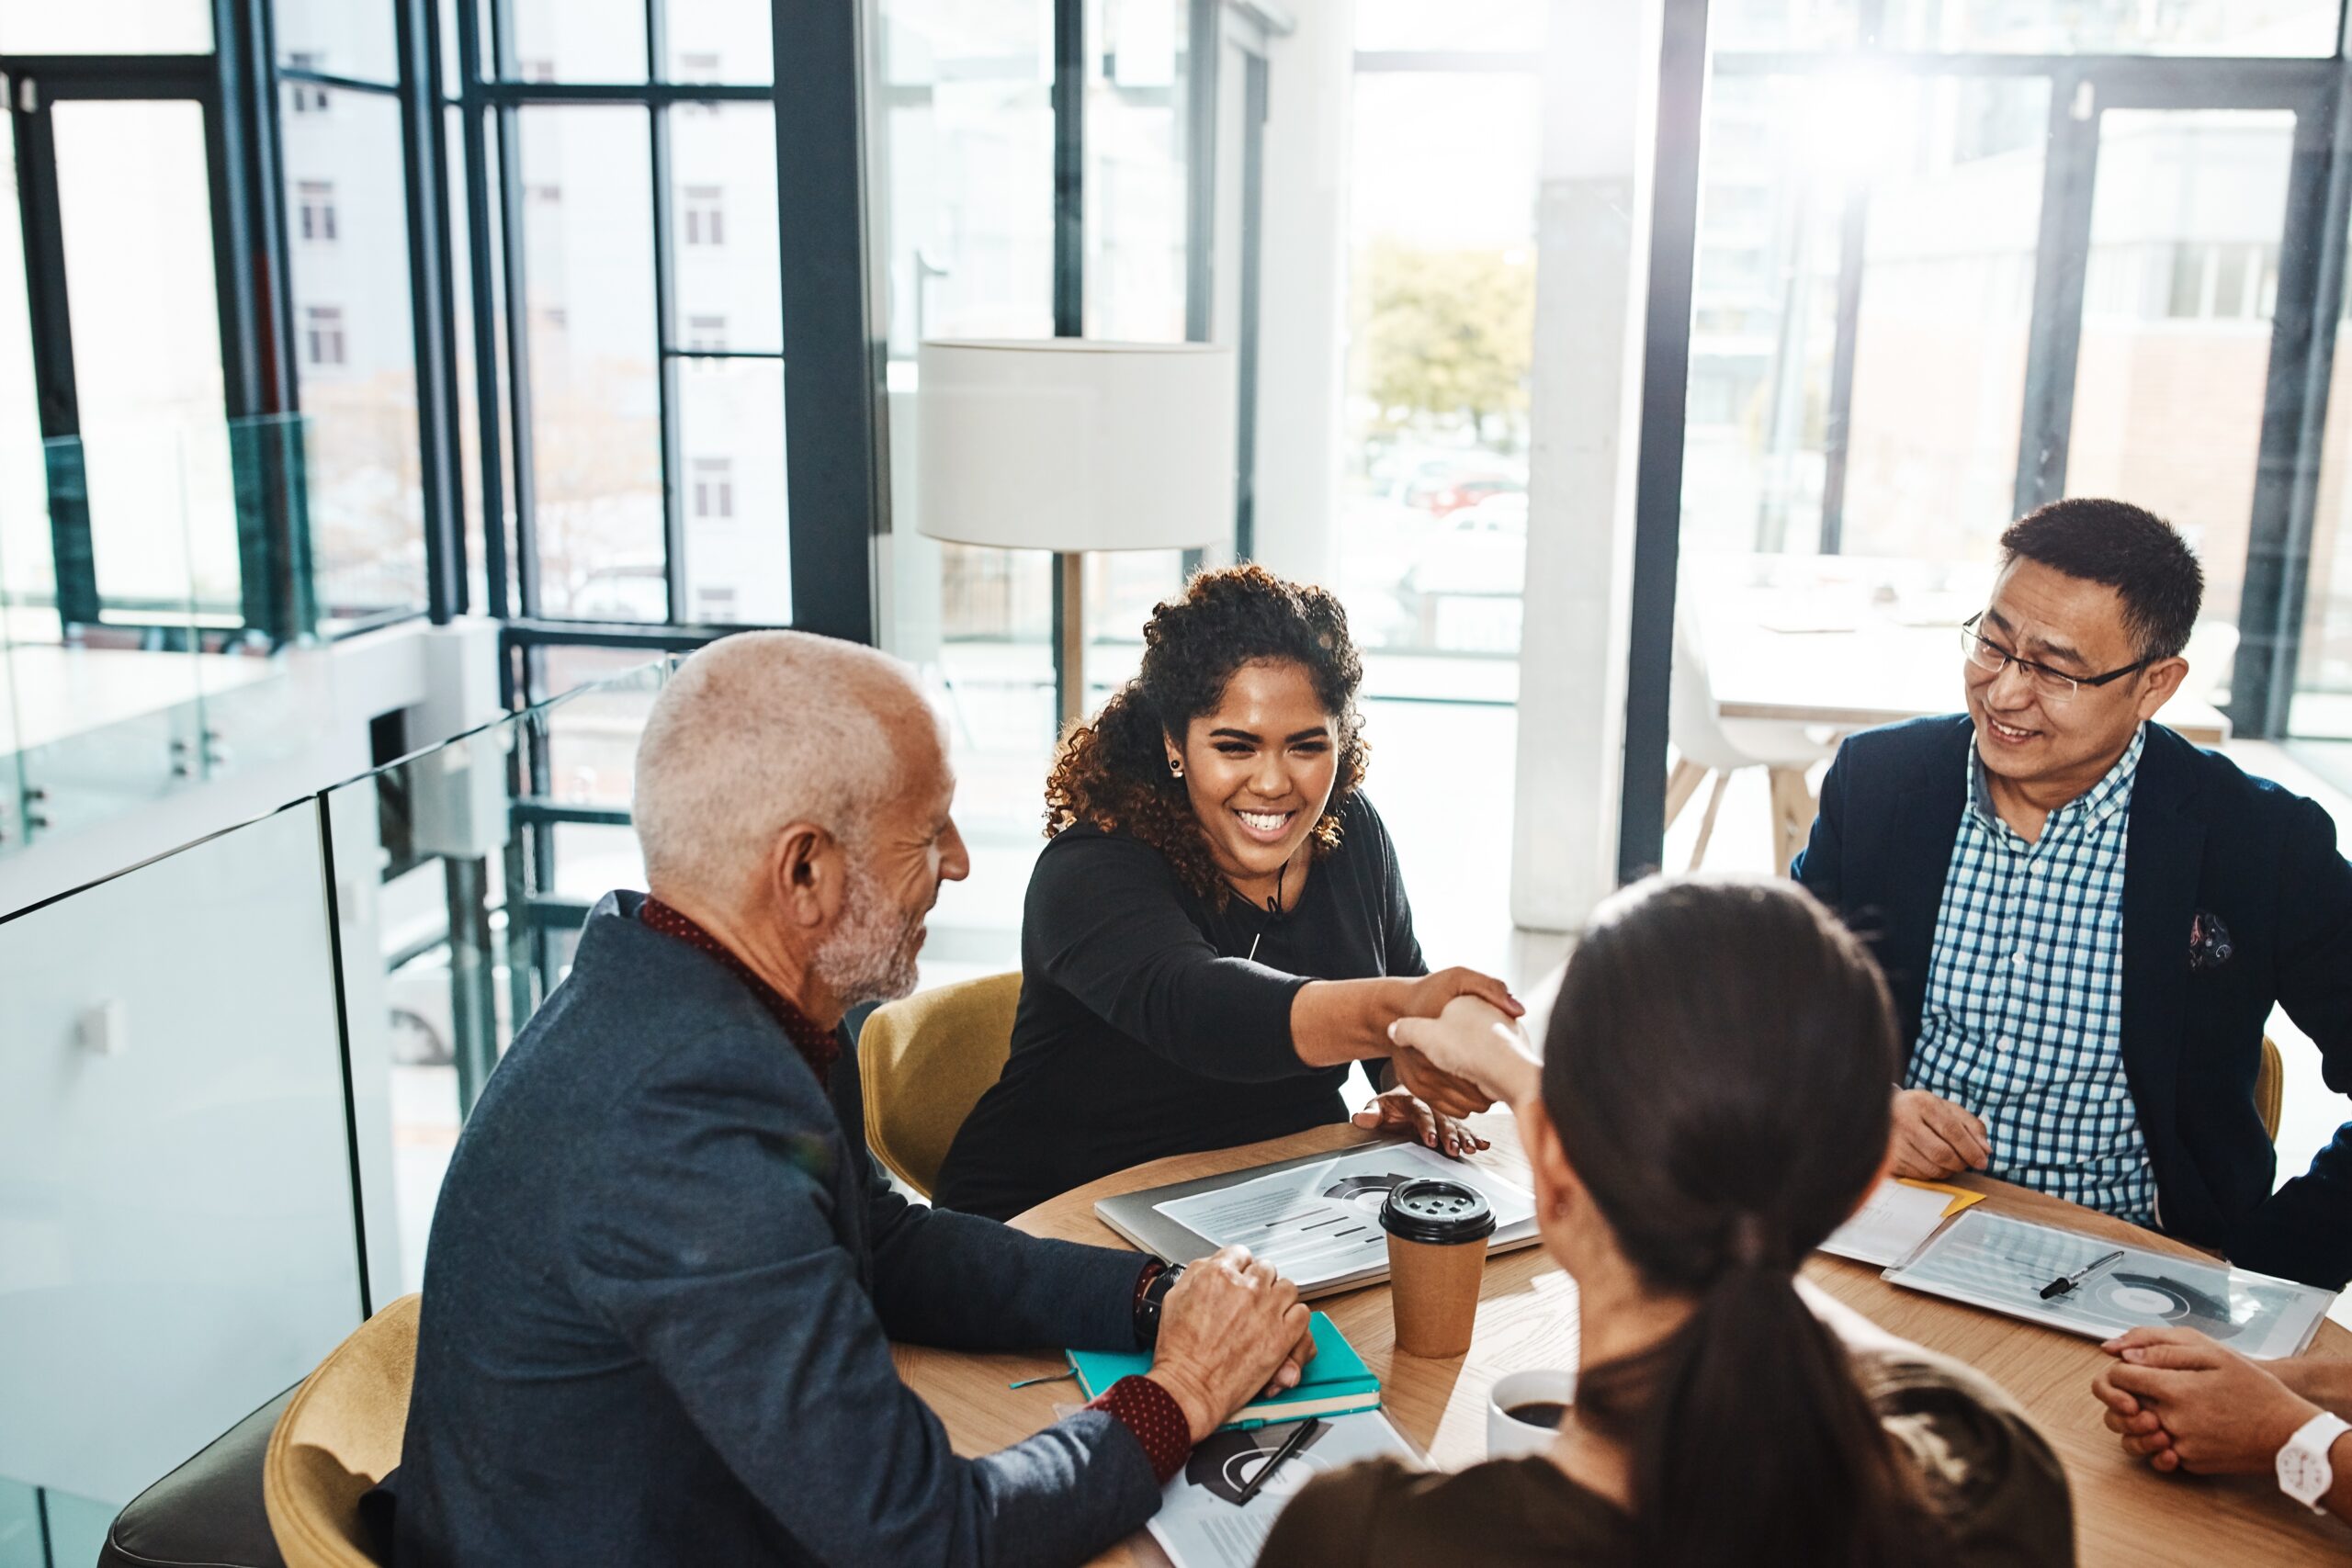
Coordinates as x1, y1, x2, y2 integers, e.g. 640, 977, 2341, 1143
279, 85, 426, 629
676, 356, 789, 624
0, 804, 363, 1507
516, 107, 662, 619
667, 104, 783, 353
51, 101, 242, 620
1840, 75, 2049, 562
505, 0, 648, 82
1669, 72, 2051, 877
37, 1490, 113, 1568
0, 0, 210, 52
2065, 107, 2296, 668
1083, 0, 1191, 674
551, 820, 645, 902
1355, 0, 1548, 51
871, 0, 1060, 979
1880, 0, 2336, 55
0, 117, 53, 652
664, 0, 775, 83
1086, 0, 1188, 342
0, 1478, 39, 1568
1340, 70, 1538, 679
274, 0, 400, 84
873, 0, 1056, 352
1710, 0, 2336, 53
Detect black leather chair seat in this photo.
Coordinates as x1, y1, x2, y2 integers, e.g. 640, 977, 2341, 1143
97, 1386, 294, 1568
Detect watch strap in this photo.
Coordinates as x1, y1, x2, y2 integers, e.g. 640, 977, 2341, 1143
2278, 1410, 2351, 1512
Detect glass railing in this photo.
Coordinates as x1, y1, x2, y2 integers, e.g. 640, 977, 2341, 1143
0, 409, 432, 863
0, 657, 672, 1533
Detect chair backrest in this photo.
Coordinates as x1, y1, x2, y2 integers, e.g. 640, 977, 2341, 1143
2258, 1032, 2284, 1144
263, 1294, 421, 1568
861, 970, 1023, 1196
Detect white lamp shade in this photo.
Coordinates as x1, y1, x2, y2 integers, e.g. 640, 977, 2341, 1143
914, 338, 1238, 552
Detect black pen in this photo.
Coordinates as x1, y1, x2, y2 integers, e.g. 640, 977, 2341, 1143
2040, 1248, 2125, 1300
1234, 1420, 1317, 1506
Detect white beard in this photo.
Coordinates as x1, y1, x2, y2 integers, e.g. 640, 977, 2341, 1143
812, 860, 925, 1007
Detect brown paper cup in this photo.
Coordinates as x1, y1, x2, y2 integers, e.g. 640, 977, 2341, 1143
1385, 1230, 1490, 1357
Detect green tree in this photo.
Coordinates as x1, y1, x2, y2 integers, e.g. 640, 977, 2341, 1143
1358, 239, 1535, 446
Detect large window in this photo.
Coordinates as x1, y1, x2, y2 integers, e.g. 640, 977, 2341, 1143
278, 71, 426, 631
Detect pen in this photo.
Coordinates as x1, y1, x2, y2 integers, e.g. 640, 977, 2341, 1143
1234, 1419, 1317, 1506
2040, 1248, 2125, 1300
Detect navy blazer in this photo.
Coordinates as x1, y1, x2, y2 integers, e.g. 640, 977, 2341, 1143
1794, 716, 2352, 1289
392, 892, 1163, 1568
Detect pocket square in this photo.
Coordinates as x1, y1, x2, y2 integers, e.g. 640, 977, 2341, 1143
2189, 909, 2234, 973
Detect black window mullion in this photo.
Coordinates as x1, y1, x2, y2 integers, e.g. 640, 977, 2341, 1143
649, 0, 685, 626
455, 0, 511, 619
495, 96, 539, 617
397, 0, 466, 624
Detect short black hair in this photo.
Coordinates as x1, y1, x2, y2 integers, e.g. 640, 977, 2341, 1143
1998, 498, 2203, 661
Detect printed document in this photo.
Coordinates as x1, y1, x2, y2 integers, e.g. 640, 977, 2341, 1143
1152, 1142, 1534, 1290
1147, 1411, 1418, 1568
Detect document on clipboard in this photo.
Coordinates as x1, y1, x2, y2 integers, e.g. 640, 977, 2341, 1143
1882, 1207, 2335, 1359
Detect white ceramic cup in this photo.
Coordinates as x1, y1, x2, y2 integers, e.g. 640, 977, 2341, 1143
1486, 1369, 1576, 1460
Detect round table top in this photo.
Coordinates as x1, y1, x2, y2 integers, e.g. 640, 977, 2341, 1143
892, 1116, 2352, 1567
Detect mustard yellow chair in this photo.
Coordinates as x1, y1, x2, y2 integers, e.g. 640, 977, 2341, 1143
2259, 1033, 2284, 1144
264, 1293, 420, 1568
862, 970, 1023, 1197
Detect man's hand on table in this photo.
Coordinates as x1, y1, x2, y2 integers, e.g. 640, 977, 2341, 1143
1889, 1088, 1989, 1179
2092, 1327, 2323, 1475
1148, 1245, 1314, 1444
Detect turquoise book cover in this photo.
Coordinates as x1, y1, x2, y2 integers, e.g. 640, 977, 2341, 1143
1068, 1312, 1380, 1431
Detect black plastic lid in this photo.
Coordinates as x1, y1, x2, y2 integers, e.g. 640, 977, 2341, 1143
1378, 1178, 1497, 1245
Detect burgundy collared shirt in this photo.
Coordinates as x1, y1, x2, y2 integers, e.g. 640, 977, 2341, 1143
635, 894, 1193, 1483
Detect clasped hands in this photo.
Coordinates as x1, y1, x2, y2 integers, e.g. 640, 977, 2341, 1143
2091, 1326, 2330, 1480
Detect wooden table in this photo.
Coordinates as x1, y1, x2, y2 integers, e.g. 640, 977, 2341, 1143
895, 1118, 2352, 1567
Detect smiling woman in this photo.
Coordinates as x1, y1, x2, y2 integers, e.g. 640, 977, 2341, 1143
932, 566, 1520, 1222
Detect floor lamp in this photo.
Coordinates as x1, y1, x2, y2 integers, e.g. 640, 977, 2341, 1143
915, 338, 1238, 731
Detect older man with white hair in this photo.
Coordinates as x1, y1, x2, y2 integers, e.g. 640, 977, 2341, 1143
389, 632, 1316, 1568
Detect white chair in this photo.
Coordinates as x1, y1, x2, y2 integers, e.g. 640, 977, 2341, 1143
1666, 608, 1840, 874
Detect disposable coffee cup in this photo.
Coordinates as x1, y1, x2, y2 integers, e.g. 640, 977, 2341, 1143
1380, 1178, 1496, 1357
1487, 1369, 1576, 1459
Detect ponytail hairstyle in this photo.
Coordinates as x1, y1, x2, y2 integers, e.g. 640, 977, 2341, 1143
1544, 875, 1955, 1568
1043, 564, 1369, 906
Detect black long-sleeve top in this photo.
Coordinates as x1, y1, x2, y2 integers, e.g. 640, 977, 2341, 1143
933, 793, 1428, 1222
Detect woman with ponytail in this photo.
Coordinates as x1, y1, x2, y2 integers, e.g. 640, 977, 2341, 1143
1261, 875, 2074, 1568
933, 565, 1520, 1222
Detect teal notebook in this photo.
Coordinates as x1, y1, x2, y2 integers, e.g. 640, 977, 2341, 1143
1068, 1312, 1379, 1431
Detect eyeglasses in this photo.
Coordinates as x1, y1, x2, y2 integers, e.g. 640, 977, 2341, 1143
1960, 614, 2149, 706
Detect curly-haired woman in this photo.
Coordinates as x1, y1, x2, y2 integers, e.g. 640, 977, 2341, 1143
933, 565, 1521, 1223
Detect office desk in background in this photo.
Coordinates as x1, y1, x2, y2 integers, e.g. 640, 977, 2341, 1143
894, 1118, 2352, 1568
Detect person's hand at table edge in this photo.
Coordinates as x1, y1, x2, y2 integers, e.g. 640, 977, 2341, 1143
1387, 994, 1539, 1109
1888, 1087, 1989, 1179
2091, 1327, 2325, 1476
1142, 1245, 1312, 1446
1350, 1083, 1492, 1157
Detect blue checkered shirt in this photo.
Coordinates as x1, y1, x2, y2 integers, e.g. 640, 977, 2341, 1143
1908, 725, 2155, 1222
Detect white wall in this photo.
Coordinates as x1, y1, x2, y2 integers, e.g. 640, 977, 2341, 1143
1509, 0, 1661, 931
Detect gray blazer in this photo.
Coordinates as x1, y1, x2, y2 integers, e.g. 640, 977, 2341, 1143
391, 892, 1163, 1567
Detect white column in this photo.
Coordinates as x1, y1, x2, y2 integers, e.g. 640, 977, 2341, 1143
1247, 0, 1355, 588
1509, 0, 1663, 931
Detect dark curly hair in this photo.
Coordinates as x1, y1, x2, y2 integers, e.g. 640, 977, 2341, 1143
1045, 564, 1368, 906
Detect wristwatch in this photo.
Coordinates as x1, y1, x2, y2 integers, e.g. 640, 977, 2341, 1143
2276, 1409, 2350, 1512
1133, 1262, 1185, 1348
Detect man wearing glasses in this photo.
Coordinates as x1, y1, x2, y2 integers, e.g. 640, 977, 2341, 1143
1793, 497, 2352, 1291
